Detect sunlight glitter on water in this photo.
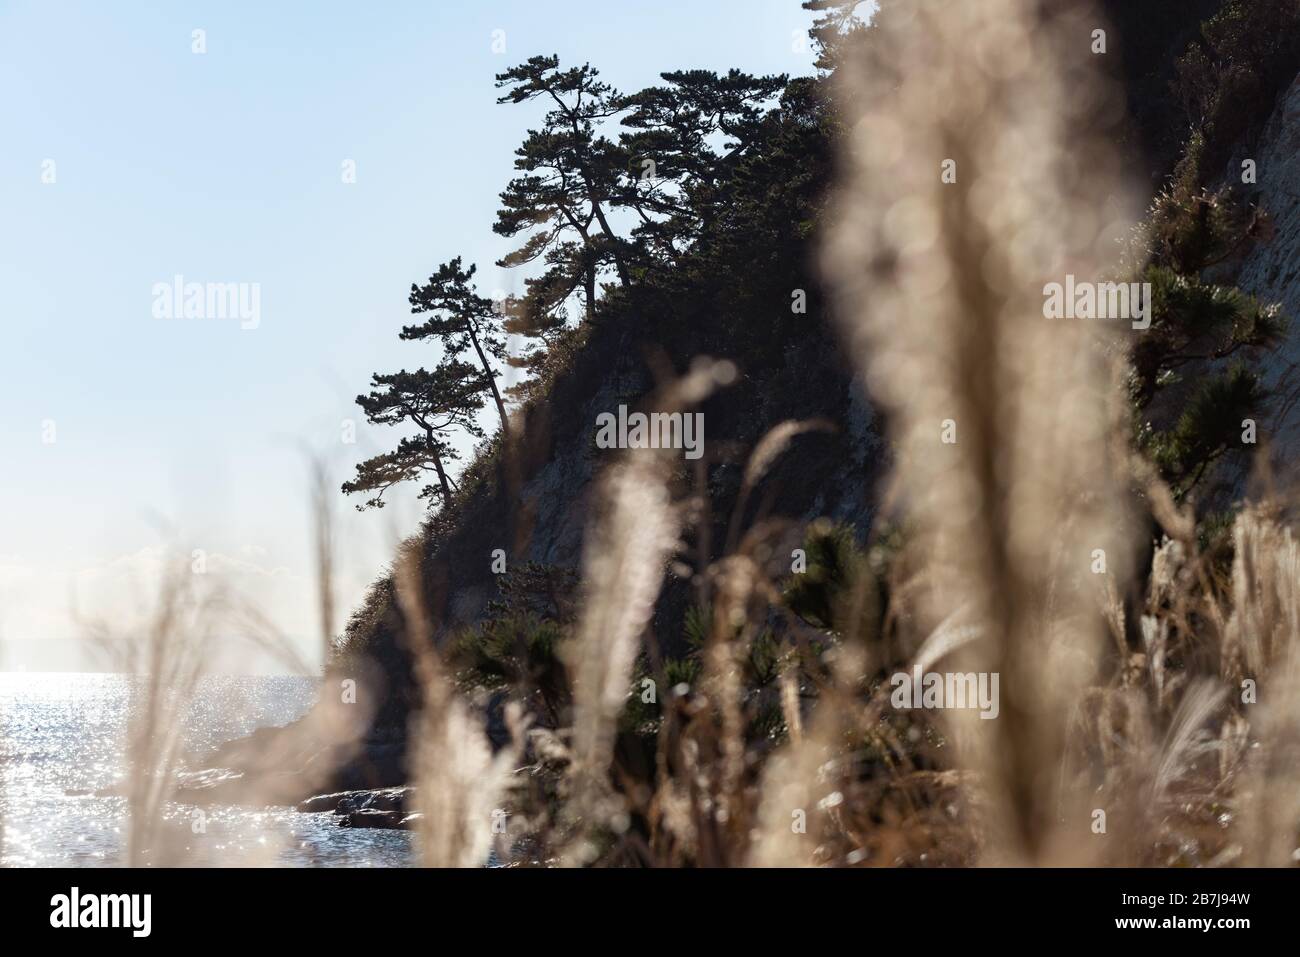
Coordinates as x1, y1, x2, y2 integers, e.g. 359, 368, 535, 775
0, 672, 413, 867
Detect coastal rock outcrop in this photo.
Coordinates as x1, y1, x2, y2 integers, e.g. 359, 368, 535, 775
295, 786, 419, 829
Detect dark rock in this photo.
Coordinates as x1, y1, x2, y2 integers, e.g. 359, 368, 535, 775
336, 808, 409, 829
297, 791, 346, 813
296, 791, 352, 813
296, 786, 412, 815
485, 690, 512, 753
337, 786, 410, 814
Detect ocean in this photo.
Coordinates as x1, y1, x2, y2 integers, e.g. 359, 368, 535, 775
0, 673, 413, 867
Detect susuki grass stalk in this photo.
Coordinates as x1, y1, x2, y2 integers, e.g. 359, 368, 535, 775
1225, 508, 1300, 865
395, 544, 521, 868
83, 554, 225, 866
821, 0, 1139, 864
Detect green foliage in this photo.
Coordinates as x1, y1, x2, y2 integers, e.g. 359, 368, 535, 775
663, 654, 702, 690
491, 53, 792, 333
617, 68, 788, 256
747, 628, 783, 691
451, 612, 568, 721
448, 562, 578, 725
1196, 507, 1239, 557
1131, 142, 1287, 502
1142, 363, 1263, 496
1147, 184, 1263, 274
783, 521, 880, 642
682, 603, 710, 649
678, 605, 784, 690
1094, 1, 1293, 507
1130, 264, 1284, 407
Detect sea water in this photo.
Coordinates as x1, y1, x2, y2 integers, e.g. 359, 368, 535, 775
0, 672, 413, 867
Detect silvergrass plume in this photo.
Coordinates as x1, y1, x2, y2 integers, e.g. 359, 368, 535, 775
820, 0, 1138, 864
395, 544, 521, 868
559, 358, 733, 864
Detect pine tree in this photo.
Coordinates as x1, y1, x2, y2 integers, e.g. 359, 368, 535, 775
617, 69, 788, 258
405, 257, 510, 434
802, 0, 875, 70
1132, 186, 1286, 499
1113, 0, 1298, 504
341, 360, 485, 510
494, 55, 631, 325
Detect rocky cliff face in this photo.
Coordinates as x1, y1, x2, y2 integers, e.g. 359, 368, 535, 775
493, 328, 876, 674
452, 357, 884, 628
1230, 69, 1300, 469
324, 275, 887, 736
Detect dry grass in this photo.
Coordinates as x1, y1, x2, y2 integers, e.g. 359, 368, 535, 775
819, 0, 1139, 866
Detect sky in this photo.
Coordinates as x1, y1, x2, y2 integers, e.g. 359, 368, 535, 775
0, 0, 821, 671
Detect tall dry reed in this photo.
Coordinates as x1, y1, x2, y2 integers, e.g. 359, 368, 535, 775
810, 0, 1139, 865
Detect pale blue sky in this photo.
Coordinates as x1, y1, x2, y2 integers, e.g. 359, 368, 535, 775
0, 0, 819, 669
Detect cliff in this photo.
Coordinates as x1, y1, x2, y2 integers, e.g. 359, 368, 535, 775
1231, 70, 1300, 467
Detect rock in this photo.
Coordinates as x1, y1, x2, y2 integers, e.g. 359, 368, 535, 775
297, 791, 351, 813
296, 786, 412, 815
337, 786, 410, 814
299, 786, 419, 830
1229, 71, 1300, 472
296, 791, 351, 813
336, 808, 410, 829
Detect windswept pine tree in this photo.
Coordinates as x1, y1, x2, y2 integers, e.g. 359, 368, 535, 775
405, 257, 511, 434
494, 56, 631, 325
617, 69, 788, 257
341, 359, 485, 510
